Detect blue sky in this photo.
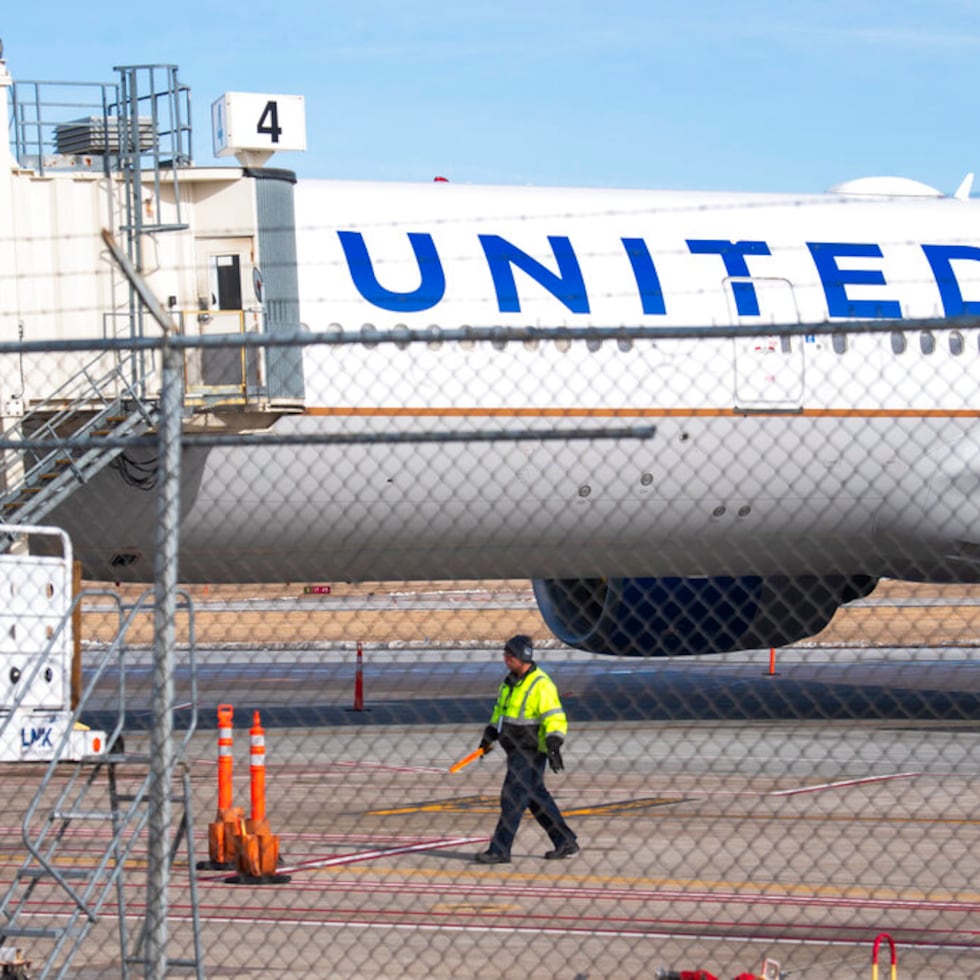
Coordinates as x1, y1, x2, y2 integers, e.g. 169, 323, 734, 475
3, 1, 980, 194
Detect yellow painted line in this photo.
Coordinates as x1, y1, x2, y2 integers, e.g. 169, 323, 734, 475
564, 797, 687, 817
367, 794, 497, 816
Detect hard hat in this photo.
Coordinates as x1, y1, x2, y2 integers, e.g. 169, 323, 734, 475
504, 635, 534, 663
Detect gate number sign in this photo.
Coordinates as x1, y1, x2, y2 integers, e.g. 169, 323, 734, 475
212, 92, 307, 157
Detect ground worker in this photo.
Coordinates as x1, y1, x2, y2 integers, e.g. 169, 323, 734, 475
473, 634, 579, 864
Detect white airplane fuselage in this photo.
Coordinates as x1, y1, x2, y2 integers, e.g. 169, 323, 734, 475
49, 176, 980, 654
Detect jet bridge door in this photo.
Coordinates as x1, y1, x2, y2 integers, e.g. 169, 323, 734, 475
727, 277, 805, 410
186, 238, 262, 403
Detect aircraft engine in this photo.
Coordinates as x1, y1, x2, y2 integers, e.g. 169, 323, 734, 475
531, 574, 877, 657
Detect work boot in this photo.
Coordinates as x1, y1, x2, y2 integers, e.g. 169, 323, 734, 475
474, 850, 510, 864
544, 840, 580, 860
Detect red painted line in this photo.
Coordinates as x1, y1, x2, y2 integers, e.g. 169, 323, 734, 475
183, 909, 980, 952
200, 874, 980, 915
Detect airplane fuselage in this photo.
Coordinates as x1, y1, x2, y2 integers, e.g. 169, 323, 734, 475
53, 178, 980, 597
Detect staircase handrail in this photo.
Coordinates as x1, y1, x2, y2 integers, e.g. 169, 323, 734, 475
15, 587, 198, 919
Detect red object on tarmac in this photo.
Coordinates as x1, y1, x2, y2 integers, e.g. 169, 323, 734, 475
872, 932, 897, 980
659, 972, 719, 980
353, 642, 365, 711
250, 710, 266, 823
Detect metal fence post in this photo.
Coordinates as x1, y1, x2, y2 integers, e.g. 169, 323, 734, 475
145, 336, 182, 979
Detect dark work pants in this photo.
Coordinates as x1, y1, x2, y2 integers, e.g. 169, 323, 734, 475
489, 749, 576, 857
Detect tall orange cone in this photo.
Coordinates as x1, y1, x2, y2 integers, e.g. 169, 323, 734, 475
205, 704, 244, 868
234, 710, 290, 883
250, 709, 267, 823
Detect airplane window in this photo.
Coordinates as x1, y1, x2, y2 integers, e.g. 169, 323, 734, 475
617, 337, 633, 352
554, 337, 571, 353
832, 332, 847, 354
360, 324, 380, 348
920, 330, 935, 355
490, 327, 507, 351
522, 338, 539, 351
586, 336, 602, 352
890, 331, 906, 354
949, 331, 964, 356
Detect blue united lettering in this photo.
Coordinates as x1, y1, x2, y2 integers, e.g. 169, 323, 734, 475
338, 231, 980, 319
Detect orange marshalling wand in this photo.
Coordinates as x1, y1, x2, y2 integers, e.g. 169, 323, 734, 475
449, 746, 487, 774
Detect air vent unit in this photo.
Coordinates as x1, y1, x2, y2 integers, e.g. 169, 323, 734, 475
54, 116, 156, 155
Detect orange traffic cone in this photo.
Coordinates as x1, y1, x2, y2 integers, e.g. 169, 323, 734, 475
204, 704, 244, 869
234, 711, 290, 883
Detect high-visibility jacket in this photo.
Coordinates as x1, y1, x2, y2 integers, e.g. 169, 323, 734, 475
490, 664, 567, 754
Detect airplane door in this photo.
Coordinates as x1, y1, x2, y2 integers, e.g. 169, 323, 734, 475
727, 277, 805, 410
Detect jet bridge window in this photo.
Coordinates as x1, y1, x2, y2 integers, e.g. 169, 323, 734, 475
949, 331, 964, 356
890, 331, 906, 354
920, 330, 935, 355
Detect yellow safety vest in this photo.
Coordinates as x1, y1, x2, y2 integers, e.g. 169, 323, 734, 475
490, 666, 567, 753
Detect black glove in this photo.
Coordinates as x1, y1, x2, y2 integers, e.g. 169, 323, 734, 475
479, 725, 498, 753
545, 735, 564, 773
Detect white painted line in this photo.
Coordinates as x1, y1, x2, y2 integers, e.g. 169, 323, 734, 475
767, 771, 923, 797
275, 835, 487, 875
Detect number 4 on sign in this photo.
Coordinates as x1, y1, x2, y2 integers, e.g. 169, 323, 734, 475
257, 101, 282, 144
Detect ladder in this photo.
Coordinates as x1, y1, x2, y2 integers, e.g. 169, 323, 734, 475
0, 352, 159, 530
0, 587, 203, 979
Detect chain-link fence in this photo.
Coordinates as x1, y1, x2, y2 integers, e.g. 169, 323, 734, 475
2, 324, 980, 979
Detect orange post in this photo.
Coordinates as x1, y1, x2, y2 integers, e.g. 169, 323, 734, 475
235, 709, 288, 881
249, 710, 266, 823
217, 704, 234, 811
206, 704, 244, 868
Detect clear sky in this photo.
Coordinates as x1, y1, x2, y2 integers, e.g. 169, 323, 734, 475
3, 1, 979, 194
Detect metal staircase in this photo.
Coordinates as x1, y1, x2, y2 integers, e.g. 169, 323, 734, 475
0, 353, 159, 530
0, 587, 203, 979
